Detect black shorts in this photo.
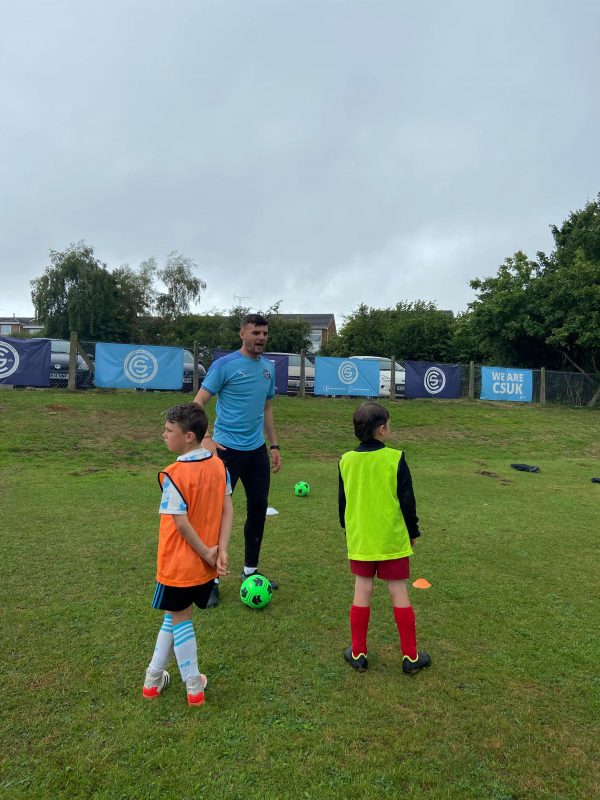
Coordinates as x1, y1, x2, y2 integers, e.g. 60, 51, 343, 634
151, 580, 215, 612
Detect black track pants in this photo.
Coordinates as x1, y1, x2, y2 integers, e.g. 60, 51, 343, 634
218, 444, 270, 568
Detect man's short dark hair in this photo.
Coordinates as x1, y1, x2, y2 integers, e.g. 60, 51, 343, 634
165, 403, 208, 441
353, 401, 390, 442
240, 313, 269, 328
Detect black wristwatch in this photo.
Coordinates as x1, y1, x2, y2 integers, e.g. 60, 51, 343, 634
270, 444, 280, 450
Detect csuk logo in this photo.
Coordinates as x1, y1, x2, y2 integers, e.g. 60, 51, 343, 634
423, 366, 446, 394
338, 361, 359, 385
123, 349, 158, 384
0, 341, 19, 379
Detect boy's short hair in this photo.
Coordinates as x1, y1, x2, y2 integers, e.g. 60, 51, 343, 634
240, 313, 269, 328
353, 401, 390, 442
165, 403, 208, 442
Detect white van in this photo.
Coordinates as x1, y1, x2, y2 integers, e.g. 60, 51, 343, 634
349, 356, 405, 398
264, 352, 315, 394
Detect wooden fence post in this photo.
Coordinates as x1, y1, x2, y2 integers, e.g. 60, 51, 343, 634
468, 361, 475, 399
540, 367, 546, 405
68, 331, 78, 391
300, 348, 306, 399
193, 341, 200, 394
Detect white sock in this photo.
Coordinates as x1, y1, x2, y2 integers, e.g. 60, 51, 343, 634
244, 566, 257, 576
148, 613, 173, 673
173, 620, 200, 686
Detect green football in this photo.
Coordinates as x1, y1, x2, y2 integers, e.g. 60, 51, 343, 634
240, 574, 273, 609
294, 481, 310, 497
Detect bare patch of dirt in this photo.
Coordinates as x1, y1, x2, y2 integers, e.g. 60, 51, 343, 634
69, 467, 107, 476
477, 469, 511, 485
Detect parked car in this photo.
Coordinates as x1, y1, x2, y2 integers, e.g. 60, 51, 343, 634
264, 352, 315, 394
49, 339, 92, 388
182, 349, 206, 392
350, 356, 405, 398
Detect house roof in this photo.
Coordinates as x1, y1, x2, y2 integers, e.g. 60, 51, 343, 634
275, 313, 336, 329
0, 316, 40, 325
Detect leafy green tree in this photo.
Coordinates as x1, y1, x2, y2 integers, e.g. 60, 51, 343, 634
31, 242, 123, 340
464, 196, 600, 373
264, 314, 311, 353
323, 302, 455, 361
155, 252, 206, 320
170, 306, 311, 362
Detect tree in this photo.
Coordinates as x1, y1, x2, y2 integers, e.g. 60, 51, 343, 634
463, 196, 600, 373
155, 251, 206, 321
31, 244, 209, 344
263, 313, 311, 353
323, 302, 455, 361
171, 306, 312, 358
31, 242, 124, 340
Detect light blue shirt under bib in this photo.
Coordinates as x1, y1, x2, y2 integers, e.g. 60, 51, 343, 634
202, 351, 275, 450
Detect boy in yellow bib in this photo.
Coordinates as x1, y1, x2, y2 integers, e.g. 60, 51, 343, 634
339, 401, 431, 675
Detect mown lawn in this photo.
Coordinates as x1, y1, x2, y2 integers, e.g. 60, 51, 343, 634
0, 389, 598, 800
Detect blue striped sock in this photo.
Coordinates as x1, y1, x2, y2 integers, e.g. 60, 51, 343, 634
173, 620, 200, 685
148, 613, 173, 673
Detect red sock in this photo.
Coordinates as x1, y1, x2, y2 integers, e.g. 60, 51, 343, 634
394, 606, 417, 660
350, 605, 370, 656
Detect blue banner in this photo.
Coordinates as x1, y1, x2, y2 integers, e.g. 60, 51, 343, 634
480, 367, 533, 402
314, 357, 380, 397
405, 362, 462, 399
212, 350, 288, 394
0, 337, 50, 386
94, 343, 184, 390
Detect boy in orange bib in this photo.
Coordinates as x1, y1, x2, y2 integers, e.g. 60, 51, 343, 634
142, 403, 233, 705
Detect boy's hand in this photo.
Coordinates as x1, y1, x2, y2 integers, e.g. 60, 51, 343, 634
202, 435, 227, 455
410, 539, 416, 547
204, 545, 218, 567
216, 549, 229, 576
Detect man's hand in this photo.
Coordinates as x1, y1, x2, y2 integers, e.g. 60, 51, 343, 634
270, 448, 282, 473
204, 545, 218, 568
201, 435, 227, 456
216, 549, 229, 576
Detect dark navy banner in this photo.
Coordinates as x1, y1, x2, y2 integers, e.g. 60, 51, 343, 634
94, 343, 184, 389
405, 362, 462, 399
0, 337, 50, 386
314, 357, 380, 397
212, 350, 288, 394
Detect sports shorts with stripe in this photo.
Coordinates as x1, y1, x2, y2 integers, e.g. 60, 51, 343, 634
151, 580, 215, 611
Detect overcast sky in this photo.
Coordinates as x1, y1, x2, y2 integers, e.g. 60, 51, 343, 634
1, 0, 598, 326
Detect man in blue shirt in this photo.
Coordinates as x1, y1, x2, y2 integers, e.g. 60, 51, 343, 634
194, 314, 282, 606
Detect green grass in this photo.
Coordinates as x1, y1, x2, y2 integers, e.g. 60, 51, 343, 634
0, 390, 598, 800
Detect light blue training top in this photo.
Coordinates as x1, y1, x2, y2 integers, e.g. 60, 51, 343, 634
202, 351, 276, 450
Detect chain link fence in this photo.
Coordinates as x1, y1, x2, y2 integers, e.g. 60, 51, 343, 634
5, 335, 599, 407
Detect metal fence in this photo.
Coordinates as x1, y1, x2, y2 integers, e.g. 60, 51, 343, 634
6, 334, 599, 408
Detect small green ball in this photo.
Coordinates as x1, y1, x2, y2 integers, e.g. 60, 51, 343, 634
240, 574, 273, 609
294, 481, 310, 497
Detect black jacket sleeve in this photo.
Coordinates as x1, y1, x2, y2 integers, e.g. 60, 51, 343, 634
338, 463, 346, 528
397, 452, 421, 539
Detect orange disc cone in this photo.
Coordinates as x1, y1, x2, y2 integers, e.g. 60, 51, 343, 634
412, 578, 431, 589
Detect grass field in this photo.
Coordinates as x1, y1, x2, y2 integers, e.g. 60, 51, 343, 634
0, 389, 598, 800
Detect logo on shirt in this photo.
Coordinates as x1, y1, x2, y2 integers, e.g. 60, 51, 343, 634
263, 369, 271, 379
